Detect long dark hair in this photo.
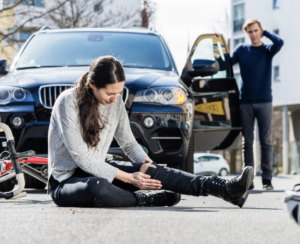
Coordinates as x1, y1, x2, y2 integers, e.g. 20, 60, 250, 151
75, 56, 125, 147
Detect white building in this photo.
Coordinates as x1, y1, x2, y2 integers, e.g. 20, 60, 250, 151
231, 0, 300, 174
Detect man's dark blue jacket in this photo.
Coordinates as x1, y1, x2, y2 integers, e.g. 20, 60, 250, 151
231, 30, 284, 103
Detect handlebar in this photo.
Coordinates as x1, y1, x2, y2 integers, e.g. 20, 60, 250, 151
0, 123, 27, 200
15, 150, 36, 159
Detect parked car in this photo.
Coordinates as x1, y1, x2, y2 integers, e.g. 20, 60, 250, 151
194, 153, 230, 176
0, 27, 241, 189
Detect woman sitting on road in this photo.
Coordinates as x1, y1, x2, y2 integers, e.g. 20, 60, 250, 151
48, 56, 254, 208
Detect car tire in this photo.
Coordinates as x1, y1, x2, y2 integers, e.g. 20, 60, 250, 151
0, 177, 16, 192
179, 132, 194, 174
24, 173, 46, 189
219, 168, 228, 176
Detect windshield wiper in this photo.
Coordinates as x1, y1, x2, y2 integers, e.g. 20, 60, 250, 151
16, 65, 63, 70
66, 65, 89, 67
123, 65, 146, 69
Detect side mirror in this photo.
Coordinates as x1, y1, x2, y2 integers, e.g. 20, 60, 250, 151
0, 59, 8, 76
187, 59, 219, 77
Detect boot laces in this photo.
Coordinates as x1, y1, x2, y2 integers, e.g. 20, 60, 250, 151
211, 176, 232, 195
212, 176, 227, 185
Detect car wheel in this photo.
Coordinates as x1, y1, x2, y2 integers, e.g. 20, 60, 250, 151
179, 132, 194, 174
24, 174, 46, 189
0, 177, 16, 192
219, 168, 228, 176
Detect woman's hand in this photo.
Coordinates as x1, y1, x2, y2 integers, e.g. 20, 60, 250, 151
128, 172, 162, 189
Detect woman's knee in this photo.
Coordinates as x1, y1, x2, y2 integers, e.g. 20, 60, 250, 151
87, 178, 110, 193
140, 162, 157, 173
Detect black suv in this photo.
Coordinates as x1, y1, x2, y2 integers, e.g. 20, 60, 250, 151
0, 28, 241, 178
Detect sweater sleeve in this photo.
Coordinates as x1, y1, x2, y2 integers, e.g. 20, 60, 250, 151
231, 45, 241, 65
264, 30, 284, 57
53, 96, 119, 182
114, 98, 147, 163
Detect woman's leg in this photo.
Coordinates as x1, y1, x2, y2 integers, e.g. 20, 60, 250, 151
107, 160, 181, 207
140, 162, 208, 196
140, 162, 254, 208
50, 164, 180, 208
51, 173, 137, 208
107, 160, 142, 192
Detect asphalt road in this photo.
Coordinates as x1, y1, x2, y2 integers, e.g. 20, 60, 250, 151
1, 175, 300, 244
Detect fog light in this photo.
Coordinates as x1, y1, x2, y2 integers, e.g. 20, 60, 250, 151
143, 116, 154, 128
10, 114, 24, 128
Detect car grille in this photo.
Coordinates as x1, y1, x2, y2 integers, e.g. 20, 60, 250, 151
39, 85, 74, 109
25, 138, 48, 154
39, 85, 129, 109
157, 129, 182, 152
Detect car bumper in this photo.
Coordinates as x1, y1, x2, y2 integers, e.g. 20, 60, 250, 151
128, 102, 193, 167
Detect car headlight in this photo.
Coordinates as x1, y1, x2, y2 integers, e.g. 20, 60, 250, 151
133, 87, 187, 105
0, 86, 33, 105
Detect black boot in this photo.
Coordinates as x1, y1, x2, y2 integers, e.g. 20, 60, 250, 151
205, 166, 254, 208
135, 190, 181, 207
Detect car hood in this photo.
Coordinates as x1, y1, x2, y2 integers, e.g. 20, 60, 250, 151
0, 73, 19, 86
7, 67, 175, 93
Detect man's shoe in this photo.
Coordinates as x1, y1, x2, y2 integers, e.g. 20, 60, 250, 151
205, 166, 254, 208
263, 184, 274, 190
135, 190, 181, 207
262, 179, 274, 190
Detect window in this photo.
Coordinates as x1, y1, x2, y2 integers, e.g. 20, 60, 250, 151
191, 36, 228, 79
197, 156, 209, 162
9, 0, 44, 7
233, 37, 245, 48
273, 0, 280, 9
273, 29, 279, 35
15, 32, 172, 71
274, 66, 280, 81
208, 156, 219, 161
196, 156, 219, 162
233, 3, 245, 32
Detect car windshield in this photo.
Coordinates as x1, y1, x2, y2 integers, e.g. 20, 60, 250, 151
15, 32, 172, 71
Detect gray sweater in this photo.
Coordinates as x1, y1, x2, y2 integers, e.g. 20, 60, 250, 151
48, 87, 147, 183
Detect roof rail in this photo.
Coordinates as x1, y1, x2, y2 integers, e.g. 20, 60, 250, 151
149, 26, 157, 33
39, 26, 51, 31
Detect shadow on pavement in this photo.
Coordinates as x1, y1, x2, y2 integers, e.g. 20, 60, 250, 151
193, 206, 282, 210
0, 199, 53, 205
23, 189, 47, 194
248, 190, 284, 194
117, 206, 219, 212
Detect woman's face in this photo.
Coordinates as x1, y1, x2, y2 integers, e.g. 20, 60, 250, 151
90, 81, 125, 106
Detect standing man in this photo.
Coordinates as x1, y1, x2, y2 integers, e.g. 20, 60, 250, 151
231, 19, 284, 190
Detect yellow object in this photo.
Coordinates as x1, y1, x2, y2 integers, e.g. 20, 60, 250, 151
195, 101, 225, 115
176, 89, 187, 104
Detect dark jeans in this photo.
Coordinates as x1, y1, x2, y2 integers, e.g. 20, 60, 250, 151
50, 161, 208, 208
240, 102, 273, 180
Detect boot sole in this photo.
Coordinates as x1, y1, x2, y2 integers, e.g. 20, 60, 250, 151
231, 191, 249, 208
244, 166, 255, 190
232, 166, 254, 208
165, 191, 181, 206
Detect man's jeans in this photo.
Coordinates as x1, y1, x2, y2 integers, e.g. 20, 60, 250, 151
240, 102, 273, 180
